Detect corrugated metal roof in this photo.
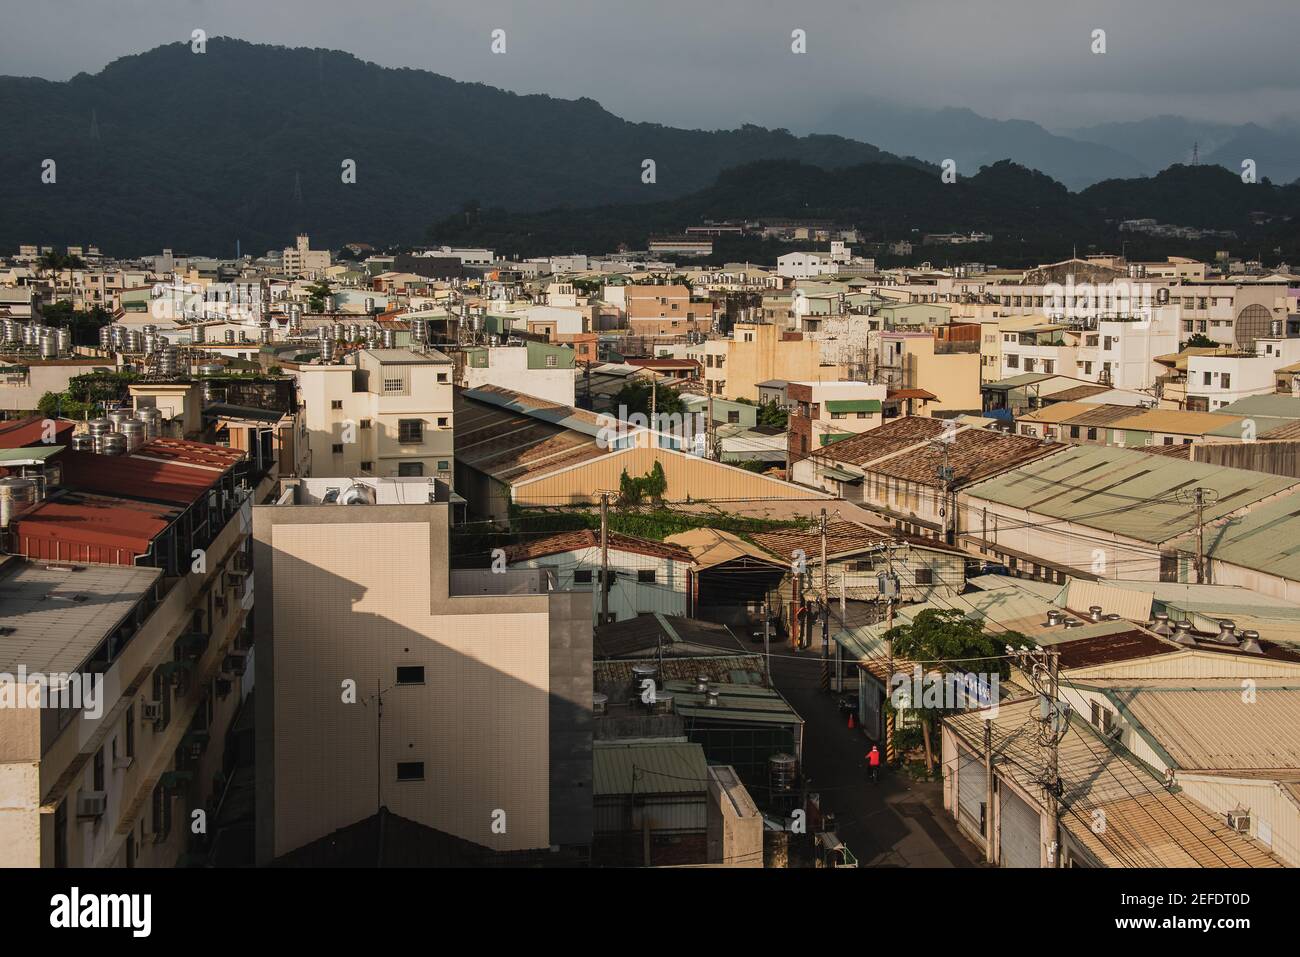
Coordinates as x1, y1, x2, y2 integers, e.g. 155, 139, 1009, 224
664, 528, 783, 571
0, 559, 161, 673
825, 399, 882, 413
1184, 488, 1300, 582
964, 444, 1299, 544
593, 741, 708, 796
1111, 687, 1300, 772
504, 529, 693, 565
945, 698, 1283, 868
1217, 395, 1300, 419
1107, 409, 1243, 436
664, 679, 802, 725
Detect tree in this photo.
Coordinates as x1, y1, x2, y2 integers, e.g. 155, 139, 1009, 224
883, 609, 1018, 773
306, 280, 332, 313
612, 379, 684, 419
617, 461, 668, 506
756, 399, 788, 429
1182, 333, 1217, 350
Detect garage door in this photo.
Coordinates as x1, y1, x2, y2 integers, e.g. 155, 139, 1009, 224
957, 747, 986, 838
999, 787, 1041, 868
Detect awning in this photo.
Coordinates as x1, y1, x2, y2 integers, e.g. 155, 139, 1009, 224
825, 399, 882, 414
820, 432, 853, 446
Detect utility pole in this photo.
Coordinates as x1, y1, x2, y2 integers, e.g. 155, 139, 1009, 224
1045, 648, 1062, 867
984, 718, 995, 864
763, 599, 771, 688
599, 491, 610, 625
1194, 486, 1206, 584
819, 507, 829, 635
706, 393, 715, 459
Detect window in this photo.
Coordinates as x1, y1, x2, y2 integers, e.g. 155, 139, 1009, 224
93, 748, 105, 792
1087, 428, 1097, 440
398, 462, 424, 477
1069, 426, 1080, 439
360, 419, 372, 429
437, 372, 448, 383
727, 411, 740, 424
545, 355, 557, 368
437, 416, 448, 427
831, 411, 845, 420
383, 377, 405, 394
151, 783, 172, 841
361, 461, 373, 471
1006, 355, 1019, 368
331, 400, 343, 410
397, 761, 425, 781
396, 666, 425, 685
398, 419, 423, 444
574, 570, 593, 584
1221, 373, 1231, 389
331, 443, 344, 455
914, 568, 934, 585
637, 569, 656, 584
437, 460, 450, 471
1203, 371, 1212, 386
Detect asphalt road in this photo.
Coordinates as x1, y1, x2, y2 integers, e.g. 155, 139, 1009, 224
767, 642, 987, 868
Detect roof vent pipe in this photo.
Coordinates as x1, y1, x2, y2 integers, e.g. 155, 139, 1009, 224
1089, 605, 1103, 623
1171, 620, 1197, 646
1150, 613, 1173, 637
1063, 618, 1082, 629
695, 675, 710, 694
1215, 620, 1239, 646
1045, 610, 1063, 627
705, 690, 721, 708
1239, 630, 1264, 654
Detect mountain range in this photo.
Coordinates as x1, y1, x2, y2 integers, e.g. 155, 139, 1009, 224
814, 99, 1300, 190
0, 39, 1296, 259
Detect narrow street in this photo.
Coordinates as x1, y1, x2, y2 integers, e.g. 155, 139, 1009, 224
767, 642, 987, 868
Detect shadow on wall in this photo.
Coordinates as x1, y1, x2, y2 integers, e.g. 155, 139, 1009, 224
255, 544, 593, 867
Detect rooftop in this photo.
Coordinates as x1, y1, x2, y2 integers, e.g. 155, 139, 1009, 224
807, 416, 1060, 487
504, 529, 693, 565
946, 698, 1282, 868
0, 558, 161, 674
964, 444, 1299, 544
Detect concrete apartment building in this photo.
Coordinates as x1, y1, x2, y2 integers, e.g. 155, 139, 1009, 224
877, 332, 981, 412
620, 284, 714, 337
786, 380, 889, 464
294, 347, 454, 483
460, 342, 576, 406
281, 234, 331, 279
0, 419, 254, 868
692, 322, 842, 401
253, 478, 593, 863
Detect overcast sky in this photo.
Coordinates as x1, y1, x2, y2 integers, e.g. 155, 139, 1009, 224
3, 0, 1298, 132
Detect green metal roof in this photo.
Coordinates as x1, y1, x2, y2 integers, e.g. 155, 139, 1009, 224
593, 741, 707, 796
0, 446, 62, 464
982, 373, 1054, 391
825, 399, 882, 413
964, 445, 1299, 544
663, 680, 802, 726
1179, 488, 1300, 585
820, 432, 854, 447
819, 465, 861, 482
1216, 395, 1300, 419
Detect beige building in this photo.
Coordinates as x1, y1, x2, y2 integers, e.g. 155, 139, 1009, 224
692, 322, 843, 401
252, 478, 593, 863
294, 348, 454, 482
282, 234, 331, 279
878, 332, 981, 413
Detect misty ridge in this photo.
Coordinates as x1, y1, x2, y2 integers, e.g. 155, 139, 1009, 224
0, 38, 1297, 260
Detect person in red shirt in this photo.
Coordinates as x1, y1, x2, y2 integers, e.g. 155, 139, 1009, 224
867, 745, 881, 783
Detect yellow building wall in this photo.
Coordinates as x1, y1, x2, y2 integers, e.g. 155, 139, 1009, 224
514, 446, 824, 506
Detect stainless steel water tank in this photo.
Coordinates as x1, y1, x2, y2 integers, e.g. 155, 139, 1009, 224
0, 476, 38, 527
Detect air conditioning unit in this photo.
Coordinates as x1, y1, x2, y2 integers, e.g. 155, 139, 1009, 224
1227, 811, 1251, 833
142, 700, 163, 724
76, 792, 108, 819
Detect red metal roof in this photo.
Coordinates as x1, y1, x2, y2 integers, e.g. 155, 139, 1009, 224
0, 416, 75, 449
10, 492, 180, 565
59, 439, 242, 506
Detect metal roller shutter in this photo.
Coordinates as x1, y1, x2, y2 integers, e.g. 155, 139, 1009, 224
957, 747, 986, 837
999, 786, 1041, 868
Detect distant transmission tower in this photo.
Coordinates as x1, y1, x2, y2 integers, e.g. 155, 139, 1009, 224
1191, 141, 1200, 166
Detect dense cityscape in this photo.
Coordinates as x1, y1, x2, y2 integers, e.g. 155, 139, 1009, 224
0, 0, 1295, 938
